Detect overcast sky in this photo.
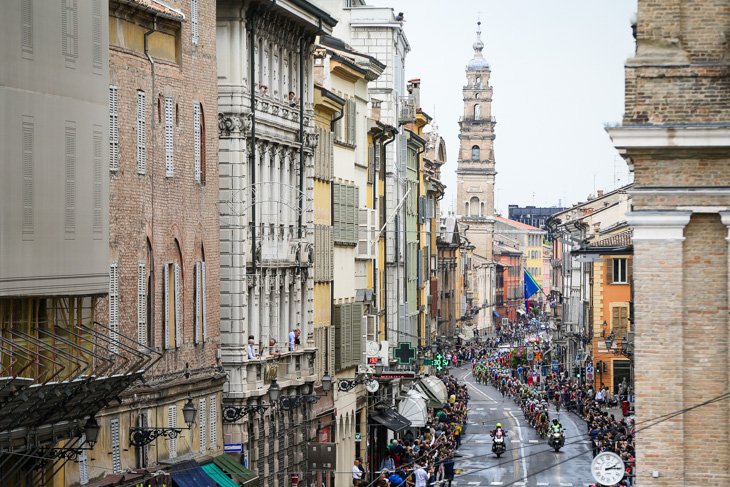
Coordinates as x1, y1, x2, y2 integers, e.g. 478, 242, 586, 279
385, 0, 638, 216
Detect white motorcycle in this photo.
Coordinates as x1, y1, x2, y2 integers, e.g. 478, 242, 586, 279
491, 430, 507, 458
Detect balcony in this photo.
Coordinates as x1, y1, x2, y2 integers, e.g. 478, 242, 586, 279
458, 116, 496, 123
222, 347, 317, 399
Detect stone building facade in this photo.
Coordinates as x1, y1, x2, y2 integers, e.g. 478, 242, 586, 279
607, 2, 730, 485
79, 0, 226, 483
216, 1, 336, 486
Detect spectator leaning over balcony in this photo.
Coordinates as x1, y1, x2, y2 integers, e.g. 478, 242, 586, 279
247, 335, 260, 360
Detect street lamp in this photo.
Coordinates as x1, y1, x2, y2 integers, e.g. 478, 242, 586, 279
605, 331, 615, 350
268, 378, 282, 402
129, 397, 197, 447
322, 371, 333, 392
374, 359, 385, 375
83, 417, 100, 448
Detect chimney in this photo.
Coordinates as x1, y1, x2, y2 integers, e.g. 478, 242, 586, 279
371, 99, 382, 121
407, 78, 421, 109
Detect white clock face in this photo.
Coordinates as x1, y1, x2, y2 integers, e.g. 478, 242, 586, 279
366, 341, 380, 357
365, 380, 379, 393
590, 452, 625, 486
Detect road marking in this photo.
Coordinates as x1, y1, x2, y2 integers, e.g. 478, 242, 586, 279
560, 483, 574, 486
536, 483, 549, 486
506, 410, 529, 485
474, 440, 487, 443
476, 407, 485, 411
503, 408, 512, 411
529, 439, 539, 443
490, 483, 503, 486
490, 407, 497, 410
468, 483, 481, 486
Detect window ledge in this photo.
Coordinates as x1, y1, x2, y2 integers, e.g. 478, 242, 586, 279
334, 140, 356, 150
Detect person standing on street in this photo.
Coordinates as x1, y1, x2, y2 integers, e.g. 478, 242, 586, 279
352, 458, 363, 486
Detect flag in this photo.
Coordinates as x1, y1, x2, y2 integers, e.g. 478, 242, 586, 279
524, 270, 540, 299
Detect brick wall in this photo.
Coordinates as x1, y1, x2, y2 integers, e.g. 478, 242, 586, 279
102, 0, 220, 378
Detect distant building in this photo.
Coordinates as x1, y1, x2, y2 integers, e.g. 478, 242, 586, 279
508, 205, 566, 231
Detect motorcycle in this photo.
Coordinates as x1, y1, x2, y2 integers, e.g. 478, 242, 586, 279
491, 430, 507, 458
548, 430, 565, 451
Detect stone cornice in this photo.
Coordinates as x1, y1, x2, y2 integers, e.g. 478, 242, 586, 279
607, 125, 730, 150
625, 211, 692, 241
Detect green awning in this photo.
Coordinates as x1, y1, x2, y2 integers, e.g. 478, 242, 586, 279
213, 454, 260, 486
201, 463, 238, 487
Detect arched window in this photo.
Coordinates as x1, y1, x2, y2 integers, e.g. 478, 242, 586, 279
475, 76, 481, 87
470, 196, 480, 217
474, 104, 480, 120
475, 92, 480, 99
471, 145, 480, 161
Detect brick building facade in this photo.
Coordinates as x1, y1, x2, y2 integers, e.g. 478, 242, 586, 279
608, 2, 730, 485
74, 0, 226, 484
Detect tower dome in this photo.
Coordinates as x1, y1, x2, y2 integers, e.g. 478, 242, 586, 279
467, 21, 490, 71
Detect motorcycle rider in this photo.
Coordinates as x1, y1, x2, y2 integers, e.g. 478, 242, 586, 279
491, 423, 507, 437
550, 418, 563, 434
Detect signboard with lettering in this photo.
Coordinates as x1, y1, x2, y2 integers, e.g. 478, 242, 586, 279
307, 442, 336, 471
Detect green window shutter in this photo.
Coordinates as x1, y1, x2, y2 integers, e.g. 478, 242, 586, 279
344, 303, 352, 366
334, 304, 343, 370
342, 185, 350, 243
417, 249, 423, 288
333, 183, 340, 242
351, 303, 363, 367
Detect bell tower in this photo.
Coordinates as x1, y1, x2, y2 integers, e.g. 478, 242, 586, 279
456, 21, 496, 259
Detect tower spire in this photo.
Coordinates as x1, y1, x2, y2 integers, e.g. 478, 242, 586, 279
468, 20, 489, 71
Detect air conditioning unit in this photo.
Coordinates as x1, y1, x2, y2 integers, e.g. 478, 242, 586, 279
379, 340, 389, 362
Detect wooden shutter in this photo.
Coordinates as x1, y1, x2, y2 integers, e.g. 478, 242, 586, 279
22, 116, 34, 239
398, 134, 408, 173
168, 406, 177, 458
164, 264, 170, 349
92, 0, 102, 73
137, 91, 146, 174
165, 97, 174, 177
174, 263, 181, 348
194, 103, 201, 182
65, 122, 76, 238
138, 263, 147, 346
109, 263, 119, 353
109, 86, 119, 171
111, 419, 121, 473
347, 100, 356, 145
209, 396, 217, 449
351, 303, 363, 367
199, 397, 207, 452
93, 126, 103, 239
333, 184, 341, 242
194, 261, 201, 344
202, 261, 207, 341
21, 0, 33, 59
417, 249, 423, 288
334, 305, 343, 370
191, 0, 199, 45
344, 303, 352, 366
78, 434, 89, 484
61, 0, 78, 66
606, 258, 613, 284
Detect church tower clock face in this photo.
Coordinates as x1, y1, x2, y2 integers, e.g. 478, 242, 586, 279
456, 21, 497, 260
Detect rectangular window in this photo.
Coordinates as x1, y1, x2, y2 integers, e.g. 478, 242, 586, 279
168, 405, 177, 458
111, 419, 121, 474
109, 86, 119, 170
612, 258, 627, 284
109, 263, 119, 353
191, 0, 199, 45
165, 96, 174, 177
194, 261, 202, 344
93, 125, 103, 239
137, 91, 146, 174
138, 263, 147, 346
198, 397, 206, 452
194, 103, 202, 182
333, 183, 359, 245
209, 397, 217, 449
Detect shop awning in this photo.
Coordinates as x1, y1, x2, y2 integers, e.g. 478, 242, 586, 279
171, 460, 217, 487
202, 463, 238, 487
397, 390, 428, 428
416, 376, 448, 409
517, 309, 526, 316
493, 311, 500, 317
213, 454, 260, 486
371, 408, 411, 433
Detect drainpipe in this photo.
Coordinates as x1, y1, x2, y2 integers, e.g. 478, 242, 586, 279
144, 17, 157, 334
299, 17, 324, 239
330, 109, 344, 133
381, 128, 398, 340
250, 0, 276, 267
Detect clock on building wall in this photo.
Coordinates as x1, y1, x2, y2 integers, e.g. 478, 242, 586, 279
590, 452, 625, 486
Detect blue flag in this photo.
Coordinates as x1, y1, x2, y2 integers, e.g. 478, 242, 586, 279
524, 270, 540, 299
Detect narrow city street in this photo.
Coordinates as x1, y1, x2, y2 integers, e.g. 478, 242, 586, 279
451, 367, 595, 487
